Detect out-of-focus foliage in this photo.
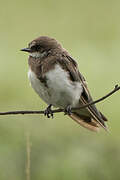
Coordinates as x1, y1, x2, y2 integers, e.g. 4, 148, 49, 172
0, 0, 120, 179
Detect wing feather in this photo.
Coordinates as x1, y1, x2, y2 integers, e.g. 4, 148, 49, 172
60, 54, 108, 130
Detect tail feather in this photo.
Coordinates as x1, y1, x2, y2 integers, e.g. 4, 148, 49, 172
99, 112, 108, 121
80, 96, 108, 130
69, 113, 100, 132
69, 111, 108, 132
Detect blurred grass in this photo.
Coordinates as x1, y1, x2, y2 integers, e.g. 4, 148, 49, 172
0, 0, 120, 179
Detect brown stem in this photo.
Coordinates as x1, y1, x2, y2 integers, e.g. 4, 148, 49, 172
26, 132, 31, 180
0, 85, 119, 116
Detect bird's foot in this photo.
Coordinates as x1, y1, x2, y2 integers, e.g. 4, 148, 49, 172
44, 104, 53, 118
64, 105, 72, 115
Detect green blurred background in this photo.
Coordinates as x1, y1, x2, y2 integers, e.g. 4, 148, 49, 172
0, 0, 120, 179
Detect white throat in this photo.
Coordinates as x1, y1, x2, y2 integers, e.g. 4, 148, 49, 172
29, 51, 47, 58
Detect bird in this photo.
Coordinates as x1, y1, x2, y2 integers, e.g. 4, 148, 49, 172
21, 36, 108, 132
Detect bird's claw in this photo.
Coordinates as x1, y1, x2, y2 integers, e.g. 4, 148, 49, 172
44, 104, 53, 118
64, 105, 72, 115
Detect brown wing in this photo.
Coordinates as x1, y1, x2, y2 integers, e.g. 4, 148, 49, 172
59, 54, 108, 130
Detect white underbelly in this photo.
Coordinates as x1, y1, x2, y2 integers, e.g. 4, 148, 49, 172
28, 64, 83, 108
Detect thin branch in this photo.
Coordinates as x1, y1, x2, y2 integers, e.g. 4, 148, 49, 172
0, 84, 119, 116
26, 132, 31, 180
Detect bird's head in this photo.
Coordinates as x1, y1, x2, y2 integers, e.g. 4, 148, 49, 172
21, 36, 62, 58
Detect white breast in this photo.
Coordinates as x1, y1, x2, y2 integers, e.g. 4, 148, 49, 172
28, 64, 83, 108
28, 69, 51, 105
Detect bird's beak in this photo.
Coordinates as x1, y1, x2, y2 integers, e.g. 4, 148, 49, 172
21, 47, 31, 52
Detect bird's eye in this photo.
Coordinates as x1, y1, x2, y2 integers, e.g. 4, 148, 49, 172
31, 45, 41, 51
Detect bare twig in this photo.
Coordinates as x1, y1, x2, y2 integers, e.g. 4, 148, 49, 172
0, 85, 119, 116
26, 132, 31, 180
